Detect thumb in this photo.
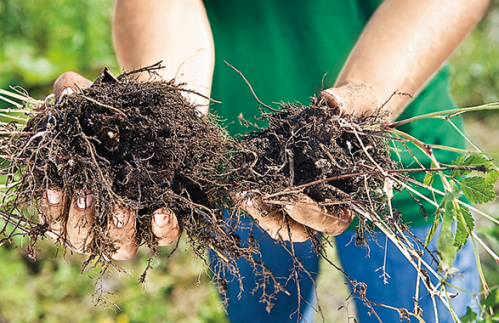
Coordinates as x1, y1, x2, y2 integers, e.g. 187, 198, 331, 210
53, 72, 93, 102
319, 84, 380, 117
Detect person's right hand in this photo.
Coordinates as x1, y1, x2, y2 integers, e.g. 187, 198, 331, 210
39, 72, 182, 260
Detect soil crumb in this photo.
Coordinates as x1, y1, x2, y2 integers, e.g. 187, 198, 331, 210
10, 68, 238, 260
1, 66, 396, 311
232, 100, 394, 224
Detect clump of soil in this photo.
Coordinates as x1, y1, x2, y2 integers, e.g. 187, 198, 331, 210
232, 100, 394, 225
7, 68, 241, 262
1, 66, 396, 311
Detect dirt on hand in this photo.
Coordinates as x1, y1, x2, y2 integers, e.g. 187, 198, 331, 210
1, 66, 396, 310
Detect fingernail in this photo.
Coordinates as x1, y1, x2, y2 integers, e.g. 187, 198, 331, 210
76, 190, 94, 209
245, 198, 254, 207
154, 214, 170, 227
285, 204, 294, 210
60, 87, 75, 98
47, 190, 62, 204
112, 209, 131, 228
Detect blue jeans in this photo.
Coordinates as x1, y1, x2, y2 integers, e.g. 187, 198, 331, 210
214, 216, 479, 323
336, 225, 479, 322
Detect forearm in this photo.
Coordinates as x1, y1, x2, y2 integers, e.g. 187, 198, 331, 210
335, 0, 489, 118
113, 0, 214, 114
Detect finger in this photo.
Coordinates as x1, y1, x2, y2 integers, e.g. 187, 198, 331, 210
152, 208, 182, 246
107, 206, 139, 260
283, 194, 355, 236
53, 72, 93, 101
39, 189, 68, 240
319, 84, 380, 116
234, 193, 311, 242
66, 189, 95, 253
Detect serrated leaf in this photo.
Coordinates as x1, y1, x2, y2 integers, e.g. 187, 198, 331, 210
453, 207, 474, 251
454, 221, 467, 251
461, 206, 475, 231
486, 169, 499, 185
451, 155, 465, 177
460, 176, 497, 204
423, 173, 433, 186
451, 155, 492, 177
425, 215, 440, 247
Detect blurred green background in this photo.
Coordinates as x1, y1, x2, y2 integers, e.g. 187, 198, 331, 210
1, 1, 499, 322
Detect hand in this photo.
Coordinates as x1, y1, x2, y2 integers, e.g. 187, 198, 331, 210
232, 84, 381, 242
318, 84, 381, 117
233, 193, 354, 243
39, 72, 182, 260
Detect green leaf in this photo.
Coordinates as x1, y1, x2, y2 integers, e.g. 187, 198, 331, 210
460, 176, 497, 204
451, 155, 465, 177
425, 214, 440, 247
451, 155, 492, 177
483, 287, 499, 307
486, 169, 499, 184
437, 202, 457, 266
443, 189, 463, 203
430, 160, 438, 174
423, 173, 433, 186
453, 206, 474, 251
460, 306, 477, 323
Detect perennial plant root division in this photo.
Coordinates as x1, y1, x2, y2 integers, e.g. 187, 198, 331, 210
4, 68, 239, 262
1, 67, 395, 307
232, 101, 394, 224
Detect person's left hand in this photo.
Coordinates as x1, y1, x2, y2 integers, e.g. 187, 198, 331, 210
233, 192, 354, 242
318, 83, 381, 117
231, 84, 382, 242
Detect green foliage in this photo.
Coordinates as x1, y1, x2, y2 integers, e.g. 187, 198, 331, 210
486, 169, 499, 184
461, 288, 499, 323
428, 153, 498, 263
0, 237, 227, 323
1, 0, 499, 322
0, 0, 119, 99
437, 200, 458, 265
451, 155, 493, 177
450, 1, 499, 111
430, 190, 474, 265
423, 172, 434, 186
454, 206, 474, 252
459, 176, 497, 204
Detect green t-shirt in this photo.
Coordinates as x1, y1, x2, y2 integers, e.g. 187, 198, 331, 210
204, 0, 467, 226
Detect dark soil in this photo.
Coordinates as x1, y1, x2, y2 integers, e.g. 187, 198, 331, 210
231, 100, 394, 220
1, 66, 396, 312
9, 68, 240, 261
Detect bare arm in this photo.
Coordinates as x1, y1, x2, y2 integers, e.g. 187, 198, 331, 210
113, 0, 215, 114
324, 0, 490, 119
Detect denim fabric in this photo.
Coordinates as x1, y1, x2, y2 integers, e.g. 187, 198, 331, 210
215, 215, 479, 323
336, 225, 480, 322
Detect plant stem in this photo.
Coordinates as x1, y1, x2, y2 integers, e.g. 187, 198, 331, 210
0, 89, 43, 105
388, 102, 499, 128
